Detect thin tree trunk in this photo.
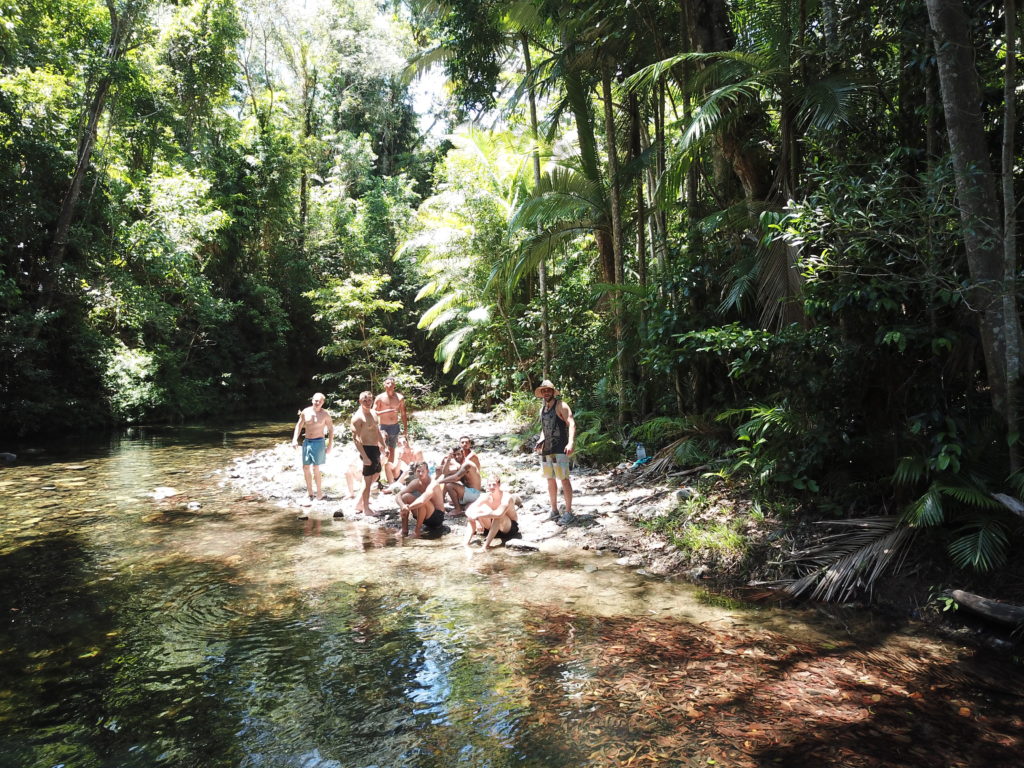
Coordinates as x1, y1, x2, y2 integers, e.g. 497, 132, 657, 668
926, 0, 1021, 445
602, 67, 628, 425
522, 33, 550, 380
630, 92, 649, 417
48, 0, 139, 288
1002, 0, 1020, 471
48, 77, 112, 280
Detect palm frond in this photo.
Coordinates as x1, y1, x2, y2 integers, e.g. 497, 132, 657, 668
948, 517, 1010, 571
681, 80, 763, 151
420, 305, 459, 333
936, 482, 1005, 510
785, 516, 915, 602
402, 45, 450, 85
755, 233, 803, 329
902, 486, 945, 527
499, 222, 594, 290
894, 455, 928, 487
652, 149, 694, 209
436, 324, 475, 372
718, 255, 759, 317
798, 75, 859, 132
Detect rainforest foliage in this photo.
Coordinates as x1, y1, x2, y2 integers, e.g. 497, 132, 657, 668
2, 1, 1023, 581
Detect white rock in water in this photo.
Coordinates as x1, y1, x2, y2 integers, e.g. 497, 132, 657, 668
186, 501, 202, 510
152, 487, 178, 499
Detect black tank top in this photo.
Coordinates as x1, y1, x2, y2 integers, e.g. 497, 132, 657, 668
541, 399, 569, 454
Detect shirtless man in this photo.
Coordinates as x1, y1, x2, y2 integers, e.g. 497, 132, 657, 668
458, 436, 481, 470
397, 461, 446, 538
291, 392, 334, 502
351, 390, 388, 516
382, 436, 424, 490
434, 445, 462, 479
440, 444, 483, 516
464, 476, 521, 549
373, 377, 408, 457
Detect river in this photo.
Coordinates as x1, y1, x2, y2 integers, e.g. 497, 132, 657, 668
0, 422, 1021, 767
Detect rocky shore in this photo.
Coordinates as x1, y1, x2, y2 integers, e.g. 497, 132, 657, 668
218, 406, 700, 572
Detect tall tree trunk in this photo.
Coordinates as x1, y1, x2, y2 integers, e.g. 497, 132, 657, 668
47, 0, 139, 290
602, 67, 628, 425
630, 92, 649, 417
1002, 0, 1020, 471
298, 64, 317, 258
926, 0, 1021, 448
689, 0, 772, 202
560, 32, 614, 285
522, 33, 550, 380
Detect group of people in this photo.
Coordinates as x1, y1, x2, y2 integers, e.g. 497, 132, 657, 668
290, 377, 577, 547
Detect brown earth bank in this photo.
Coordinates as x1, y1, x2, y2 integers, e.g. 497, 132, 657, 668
220, 405, 1024, 654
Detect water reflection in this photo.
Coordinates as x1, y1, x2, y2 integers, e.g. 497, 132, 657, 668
0, 423, 1021, 767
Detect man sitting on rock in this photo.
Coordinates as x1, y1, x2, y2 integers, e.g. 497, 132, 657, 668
397, 461, 447, 538
464, 476, 521, 549
439, 443, 483, 516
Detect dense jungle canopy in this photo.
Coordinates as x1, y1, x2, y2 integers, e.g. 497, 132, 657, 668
2, 0, 1023, 589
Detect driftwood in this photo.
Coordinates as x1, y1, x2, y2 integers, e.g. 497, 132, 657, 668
950, 589, 1024, 627
991, 493, 1024, 519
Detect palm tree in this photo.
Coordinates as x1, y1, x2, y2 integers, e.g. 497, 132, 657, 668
402, 128, 534, 392
625, 0, 860, 328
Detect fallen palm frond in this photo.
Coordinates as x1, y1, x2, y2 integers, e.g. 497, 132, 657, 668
783, 516, 916, 603
637, 437, 688, 479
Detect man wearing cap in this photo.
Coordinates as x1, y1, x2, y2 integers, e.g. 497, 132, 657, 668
292, 392, 334, 502
533, 379, 576, 524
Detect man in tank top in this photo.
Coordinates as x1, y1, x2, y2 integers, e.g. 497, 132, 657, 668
533, 379, 576, 524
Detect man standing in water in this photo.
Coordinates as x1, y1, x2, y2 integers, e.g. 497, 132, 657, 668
373, 377, 408, 457
352, 391, 387, 516
534, 379, 576, 524
291, 392, 334, 502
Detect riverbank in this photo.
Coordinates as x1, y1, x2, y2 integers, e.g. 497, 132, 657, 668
217, 406, 834, 590
220, 405, 1023, 649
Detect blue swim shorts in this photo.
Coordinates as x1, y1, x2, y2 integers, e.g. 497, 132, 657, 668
302, 437, 326, 466
462, 485, 482, 504
380, 422, 401, 453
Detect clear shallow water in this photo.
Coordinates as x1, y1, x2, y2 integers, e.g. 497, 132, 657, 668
1, 424, 1021, 768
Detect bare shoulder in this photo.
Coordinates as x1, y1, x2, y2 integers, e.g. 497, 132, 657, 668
557, 399, 573, 418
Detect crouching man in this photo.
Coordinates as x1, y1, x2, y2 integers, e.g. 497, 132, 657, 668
464, 476, 521, 550
397, 462, 447, 538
